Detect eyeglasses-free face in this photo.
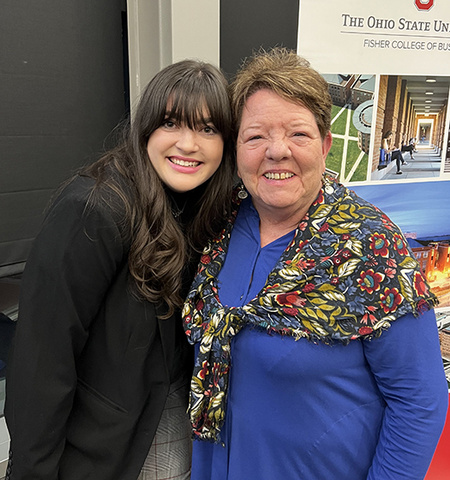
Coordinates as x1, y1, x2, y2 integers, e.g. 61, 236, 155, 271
236, 89, 332, 224
147, 107, 224, 193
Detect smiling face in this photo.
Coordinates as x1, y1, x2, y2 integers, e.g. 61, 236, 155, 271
147, 107, 224, 193
236, 89, 332, 223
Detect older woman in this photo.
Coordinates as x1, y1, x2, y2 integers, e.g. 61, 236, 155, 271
183, 49, 448, 479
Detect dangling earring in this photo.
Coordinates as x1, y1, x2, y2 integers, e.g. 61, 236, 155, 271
237, 183, 248, 200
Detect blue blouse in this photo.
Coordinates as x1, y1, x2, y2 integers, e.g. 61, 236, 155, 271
191, 198, 448, 480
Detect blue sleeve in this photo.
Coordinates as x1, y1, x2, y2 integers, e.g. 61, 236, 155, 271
363, 309, 448, 480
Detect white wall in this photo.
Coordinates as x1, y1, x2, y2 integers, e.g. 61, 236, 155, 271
127, 0, 220, 112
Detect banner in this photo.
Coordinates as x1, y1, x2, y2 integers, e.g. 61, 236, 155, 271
298, 0, 450, 387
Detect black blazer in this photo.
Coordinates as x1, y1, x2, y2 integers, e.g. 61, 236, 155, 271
5, 176, 193, 479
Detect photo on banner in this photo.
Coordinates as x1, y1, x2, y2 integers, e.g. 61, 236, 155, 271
323, 73, 375, 182
298, 0, 450, 382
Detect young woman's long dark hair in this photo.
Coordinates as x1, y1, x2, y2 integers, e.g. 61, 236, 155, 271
83, 60, 235, 316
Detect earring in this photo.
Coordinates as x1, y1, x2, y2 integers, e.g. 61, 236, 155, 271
237, 183, 248, 200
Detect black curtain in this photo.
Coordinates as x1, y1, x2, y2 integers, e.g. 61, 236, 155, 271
220, 0, 300, 79
0, 0, 128, 278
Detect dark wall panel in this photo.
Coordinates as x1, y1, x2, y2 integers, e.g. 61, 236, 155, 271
0, 0, 127, 276
220, 0, 300, 78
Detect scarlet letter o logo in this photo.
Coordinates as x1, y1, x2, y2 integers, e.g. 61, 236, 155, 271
415, 0, 434, 11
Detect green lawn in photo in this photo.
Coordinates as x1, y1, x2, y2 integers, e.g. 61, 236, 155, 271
349, 153, 368, 182
328, 137, 369, 183
345, 141, 368, 182
345, 141, 362, 178
330, 105, 347, 135
349, 110, 359, 138
326, 136, 344, 175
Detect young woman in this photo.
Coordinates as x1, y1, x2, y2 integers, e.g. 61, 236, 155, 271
5, 60, 234, 480
381, 130, 407, 174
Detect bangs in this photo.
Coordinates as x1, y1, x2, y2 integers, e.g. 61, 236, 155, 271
134, 60, 232, 145
166, 74, 231, 138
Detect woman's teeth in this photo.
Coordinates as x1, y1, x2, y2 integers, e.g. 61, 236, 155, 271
170, 158, 199, 167
264, 172, 294, 180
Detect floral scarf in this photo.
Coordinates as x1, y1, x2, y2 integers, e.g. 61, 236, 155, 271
183, 175, 437, 442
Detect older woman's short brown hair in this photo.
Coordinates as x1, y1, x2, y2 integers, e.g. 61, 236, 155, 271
229, 47, 332, 139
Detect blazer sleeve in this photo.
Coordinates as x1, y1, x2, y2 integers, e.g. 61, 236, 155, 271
5, 177, 128, 479
363, 309, 448, 480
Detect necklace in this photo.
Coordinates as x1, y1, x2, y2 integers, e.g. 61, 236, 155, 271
171, 200, 187, 219
167, 191, 188, 219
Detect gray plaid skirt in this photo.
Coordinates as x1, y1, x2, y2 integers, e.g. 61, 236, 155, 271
137, 378, 192, 480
